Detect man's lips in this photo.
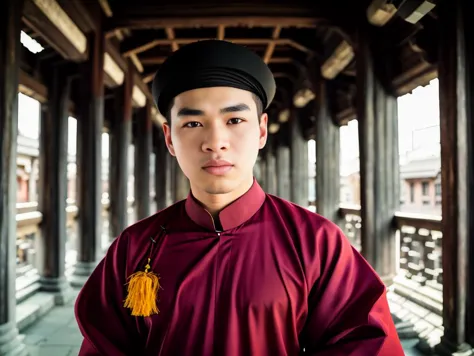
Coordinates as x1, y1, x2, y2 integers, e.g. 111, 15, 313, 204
202, 160, 233, 175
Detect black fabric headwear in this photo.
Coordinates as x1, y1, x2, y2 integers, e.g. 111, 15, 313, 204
151, 40, 276, 117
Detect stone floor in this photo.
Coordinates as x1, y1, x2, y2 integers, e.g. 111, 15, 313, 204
19, 288, 425, 356
20, 289, 82, 356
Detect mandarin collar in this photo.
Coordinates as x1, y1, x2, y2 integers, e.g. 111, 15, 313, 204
185, 178, 266, 231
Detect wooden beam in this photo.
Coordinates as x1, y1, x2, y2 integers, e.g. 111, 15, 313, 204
97, 0, 113, 17
133, 71, 154, 106
58, 0, 97, 34
19, 69, 48, 103
22, 0, 87, 61
122, 38, 312, 57
165, 27, 179, 52
392, 61, 437, 96
130, 53, 144, 73
143, 72, 155, 84
264, 26, 281, 63
217, 25, 225, 40
111, 15, 320, 29
321, 40, 354, 79
140, 56, 294, 65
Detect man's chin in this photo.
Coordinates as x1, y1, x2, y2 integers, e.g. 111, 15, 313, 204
202, 179, 234, 195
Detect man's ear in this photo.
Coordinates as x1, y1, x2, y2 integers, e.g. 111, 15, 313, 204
162, 123, 176, 156
258, 113, 268, 149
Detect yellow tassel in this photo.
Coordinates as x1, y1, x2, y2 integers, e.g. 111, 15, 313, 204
123, 258, 160, 317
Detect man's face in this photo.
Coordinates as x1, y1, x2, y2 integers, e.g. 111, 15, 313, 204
162, 87, 267, 196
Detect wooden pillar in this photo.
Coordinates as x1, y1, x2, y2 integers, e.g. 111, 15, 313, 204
254, 156, 265, 190
154, 131, 168, 211
276, 123, 291, 200
290, 111, 308, 207
109, 62, 132, 239
435, 0, 474, 353
72, 11, 105, 286
135, 100, 152, 219
356, 29, 399, 283
166, 154, 175, 204
174, 162, 189, 202
0, 0, 27, 354
38, 65, 73, 304
315, 81, 341, 225
265, 137, 277, 195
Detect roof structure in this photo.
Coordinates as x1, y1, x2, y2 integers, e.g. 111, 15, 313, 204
19, 0, 438, 135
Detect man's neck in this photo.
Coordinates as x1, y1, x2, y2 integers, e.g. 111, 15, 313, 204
191, 176, 254, 218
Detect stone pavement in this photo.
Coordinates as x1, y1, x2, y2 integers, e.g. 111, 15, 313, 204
20, 288, 82, 356
19, 287, 425, 356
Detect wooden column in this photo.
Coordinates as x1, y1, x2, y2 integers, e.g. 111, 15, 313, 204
72, 13, 105, 286
265, 137, 277, 195
174, 162, 189, 202
276, 123, 291, 200
166, 151, 176, 206
356, 29, 399, 283
154, 131, 168, 211
135, 100, 152, 219
435, 0, 474, 353
38, 65, 73, 304
315, 80, 341, 225
0, 0, 27, 354
290, 111, 308, 207
109, 64, 132, 238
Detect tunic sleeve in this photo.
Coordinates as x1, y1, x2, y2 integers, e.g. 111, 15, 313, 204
74, 231, 144, 355
299, 223, 404, 355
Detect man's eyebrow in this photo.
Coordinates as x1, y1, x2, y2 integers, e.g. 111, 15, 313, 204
220, 103, 251, 114
176, 108, 205, 117
176, 104, 251, 117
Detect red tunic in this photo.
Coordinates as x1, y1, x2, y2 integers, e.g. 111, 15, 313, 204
75, 180, 404, 355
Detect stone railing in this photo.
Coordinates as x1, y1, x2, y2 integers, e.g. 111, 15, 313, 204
394, 211, 443, 290
338, 205, 443, 318
338, 204, 362, 251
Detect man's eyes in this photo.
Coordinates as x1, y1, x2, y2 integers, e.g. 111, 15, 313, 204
183, 118, 244, 128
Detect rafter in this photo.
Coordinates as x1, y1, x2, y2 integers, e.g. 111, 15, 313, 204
217, 25, 225, 40
264, 26, 281, 64
140, 56, 294, 66
165, 27, 179, 52
122, 38, 313, 57
104, 3, 335, 33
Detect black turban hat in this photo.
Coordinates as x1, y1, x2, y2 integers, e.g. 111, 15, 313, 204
151, 39, 276, 117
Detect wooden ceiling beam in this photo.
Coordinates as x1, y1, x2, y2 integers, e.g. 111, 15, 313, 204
217, 25, 225, 40
19, 69, 48, 103
140, 55, 295, 65
106, 15, 323, 33
123, 38, 313, 57
264, 26, 282, 64
22, 0, 87, 61
97, 0, 113, 17
165, 27, 179, 52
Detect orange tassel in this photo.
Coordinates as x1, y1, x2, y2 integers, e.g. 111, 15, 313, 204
123, 258, 160, 317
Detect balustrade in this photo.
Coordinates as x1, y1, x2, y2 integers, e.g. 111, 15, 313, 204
338, 204, 362, 251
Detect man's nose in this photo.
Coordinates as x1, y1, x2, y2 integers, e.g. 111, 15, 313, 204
202, 126, 230, 152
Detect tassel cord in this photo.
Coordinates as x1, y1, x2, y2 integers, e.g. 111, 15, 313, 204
123, 225, 169, 317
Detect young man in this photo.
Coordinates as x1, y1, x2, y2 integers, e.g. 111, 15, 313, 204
75, 40, 404, 355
